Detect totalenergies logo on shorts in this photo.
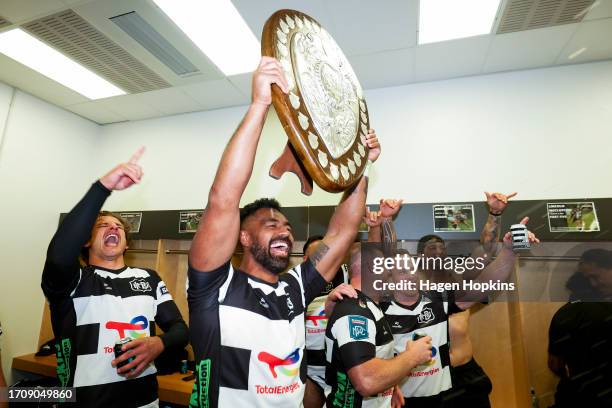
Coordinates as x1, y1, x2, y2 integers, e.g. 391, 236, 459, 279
306, 308, 327, 327
105, 315, 148, 339
258, 348, 300, 378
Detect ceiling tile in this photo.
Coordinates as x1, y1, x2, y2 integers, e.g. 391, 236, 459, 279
226, 73, 252, 98
128, 87, 204, 116
232, 0, 332, 40
557, 18, 612, 63
584, 1, 612, 20
0, 0, 65, 23
349, 48, 415, 90
484, 24, 578, 73
324, 0, 418, 56
73, 0, 225, 85
180, 79, 249, 110
65, 101, 127, 124
93, 93, 164, 121
415, 36, 491, 82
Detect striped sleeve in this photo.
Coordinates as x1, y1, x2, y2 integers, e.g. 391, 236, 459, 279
329, 302, 377, 370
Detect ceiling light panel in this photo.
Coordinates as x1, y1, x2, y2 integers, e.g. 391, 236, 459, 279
152, 0, 260, 75
419, 0, 501, 44
0, 28, 125, 99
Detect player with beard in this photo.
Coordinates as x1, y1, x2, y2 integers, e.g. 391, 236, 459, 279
187, 56, 381, 408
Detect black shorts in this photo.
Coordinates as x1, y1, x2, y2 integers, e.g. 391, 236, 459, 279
444, 358, 492, 408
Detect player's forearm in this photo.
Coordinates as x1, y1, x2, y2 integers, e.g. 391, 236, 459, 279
207, 103, 269, 207
367, 225, 381, 242
459, 247, 517, 305
328, 176, 368, 239
45, 181, 110, 268
351, 352, 414, 396
480, 213, 501, 255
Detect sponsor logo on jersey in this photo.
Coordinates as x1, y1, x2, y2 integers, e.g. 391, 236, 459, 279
160, 284, 169, 295
417, 306, 435, 324
105, 315, 149, 339
306, 308, 327, 327
412, 344, 438, 369
130, 278, 152, 292
392, 321, 402, 329
259, 297, 270, 309
257, 348, 300, 378
348, 315, 368, 340
255, 383, 301, 395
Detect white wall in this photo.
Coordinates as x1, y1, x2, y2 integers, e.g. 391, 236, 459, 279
95, 60, 612, 212
0, 85, 100, 382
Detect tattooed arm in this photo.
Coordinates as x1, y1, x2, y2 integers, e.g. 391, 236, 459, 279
311, 130, 380, 282
471, 192, 517, 267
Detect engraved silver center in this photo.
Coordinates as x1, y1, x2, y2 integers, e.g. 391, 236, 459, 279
291, 28, 362, 159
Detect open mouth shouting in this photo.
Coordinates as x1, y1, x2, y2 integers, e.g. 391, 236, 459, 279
103, 232, 121, 247
269, 238, 292, 257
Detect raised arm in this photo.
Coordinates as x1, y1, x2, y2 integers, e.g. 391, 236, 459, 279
189, 58, 288, 272
42, 148, 144, 299
457, 216, 539, 309
309, 130, 381, 281
365, 199, 402, 244
475, 192, 517, 257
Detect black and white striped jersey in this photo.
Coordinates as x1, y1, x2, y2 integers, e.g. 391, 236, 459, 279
380, 291, 462, 399
187, 259, 326, 407
41, 181, 188, 408
44, 265, 179, 407
305, 264, 349, 391
324, 291, 395, 408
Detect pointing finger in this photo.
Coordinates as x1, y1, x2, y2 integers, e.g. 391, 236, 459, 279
129, 146, 145, 164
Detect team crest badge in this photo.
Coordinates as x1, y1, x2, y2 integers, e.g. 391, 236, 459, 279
348, 315, 368, 340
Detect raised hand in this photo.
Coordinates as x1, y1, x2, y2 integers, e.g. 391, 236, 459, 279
252, 57, 289, 107
502, 217, 540, 249
363, 207, 383, 228
485, 191, 517, 215
362, 129, 381, 163
99, 147, 145, 191
379, 199, 403, 219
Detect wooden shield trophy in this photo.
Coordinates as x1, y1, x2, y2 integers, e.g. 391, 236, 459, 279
262, 10, 370, 195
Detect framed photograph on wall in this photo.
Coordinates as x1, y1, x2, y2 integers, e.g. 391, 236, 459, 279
179, 210, 203, 233
547, 202, 600, 232
119, 212, 142, 234
433, 204, 475, 232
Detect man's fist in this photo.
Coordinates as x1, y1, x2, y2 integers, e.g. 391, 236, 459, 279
405, 335, 433, 367
99, 147, 145, 191
252, 57, 288, 107
112, 336, 164, 379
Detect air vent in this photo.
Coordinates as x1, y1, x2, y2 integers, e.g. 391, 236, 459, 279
23, 10, 171, 94
0, 16, 12, 29
111, 11, 199, 77
497, 0, 595, 34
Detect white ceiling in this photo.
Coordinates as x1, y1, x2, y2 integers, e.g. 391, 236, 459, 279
0, 0, 610, 125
